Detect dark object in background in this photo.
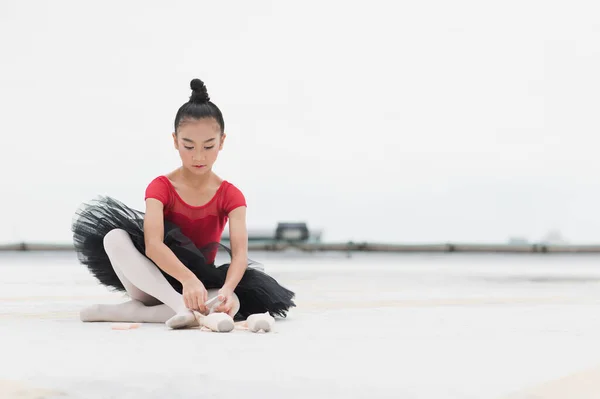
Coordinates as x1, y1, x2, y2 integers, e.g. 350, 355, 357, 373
275, 222, 309, 242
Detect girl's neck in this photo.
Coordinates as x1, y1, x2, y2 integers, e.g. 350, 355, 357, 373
178, 167, 215, 188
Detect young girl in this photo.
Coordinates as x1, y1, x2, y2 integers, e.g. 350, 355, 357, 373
72, 78, 295, 330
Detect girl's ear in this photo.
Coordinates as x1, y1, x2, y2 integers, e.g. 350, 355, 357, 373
172, 132, 179, 150
219, 133, 227, 150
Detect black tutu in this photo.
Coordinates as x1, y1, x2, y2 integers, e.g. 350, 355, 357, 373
72, 196, 295, 321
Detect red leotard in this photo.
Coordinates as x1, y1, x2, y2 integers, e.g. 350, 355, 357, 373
144, 176, 246, 264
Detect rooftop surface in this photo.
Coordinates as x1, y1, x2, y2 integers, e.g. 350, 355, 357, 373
2, 251, 600, 398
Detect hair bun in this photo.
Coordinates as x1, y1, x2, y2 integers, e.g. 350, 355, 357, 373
189, 78, 210, 103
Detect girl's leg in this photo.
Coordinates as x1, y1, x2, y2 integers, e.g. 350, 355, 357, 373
98, 228, 195, 328
80, 289, 240, 324
80, 300, 175, 323
109, 249, 161, 306
80, 226, 178, 323
80, 228, 240, 326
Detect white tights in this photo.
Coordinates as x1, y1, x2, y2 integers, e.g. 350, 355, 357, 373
80, 228, 240, 329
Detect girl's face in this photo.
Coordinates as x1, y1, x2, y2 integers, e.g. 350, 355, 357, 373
173, 118, 225, 175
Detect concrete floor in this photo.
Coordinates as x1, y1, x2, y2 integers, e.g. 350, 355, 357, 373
2, 251, 600, 398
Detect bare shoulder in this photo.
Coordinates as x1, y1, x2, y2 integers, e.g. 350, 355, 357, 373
164, 168, 180, 186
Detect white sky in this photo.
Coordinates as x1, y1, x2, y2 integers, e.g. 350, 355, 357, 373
1, 0, 599, 244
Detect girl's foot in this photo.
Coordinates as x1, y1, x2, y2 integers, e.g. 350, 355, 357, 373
165, 311, 199, 329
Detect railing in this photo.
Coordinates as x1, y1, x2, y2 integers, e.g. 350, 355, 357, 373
2, 242, 600, 253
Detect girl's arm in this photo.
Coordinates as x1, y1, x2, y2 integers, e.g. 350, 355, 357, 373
143, 198, 196, 282
143, 198, 207, 312
222, 206, 249, 291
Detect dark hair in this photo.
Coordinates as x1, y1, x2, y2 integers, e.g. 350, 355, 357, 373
174, 79, 225, 134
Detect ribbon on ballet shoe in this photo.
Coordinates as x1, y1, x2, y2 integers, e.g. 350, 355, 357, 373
110, 323, 141, 330
192, 311, 203, 324
204, 296, 223, 314
235, 321, 249, 331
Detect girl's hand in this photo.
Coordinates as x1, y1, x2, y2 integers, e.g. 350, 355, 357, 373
182, 277, 208, 314
215, 287, 235, 315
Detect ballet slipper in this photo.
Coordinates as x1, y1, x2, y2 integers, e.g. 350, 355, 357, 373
165, 311, 200, 329
194, 311, 235, 333
246, 312, 275, 333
